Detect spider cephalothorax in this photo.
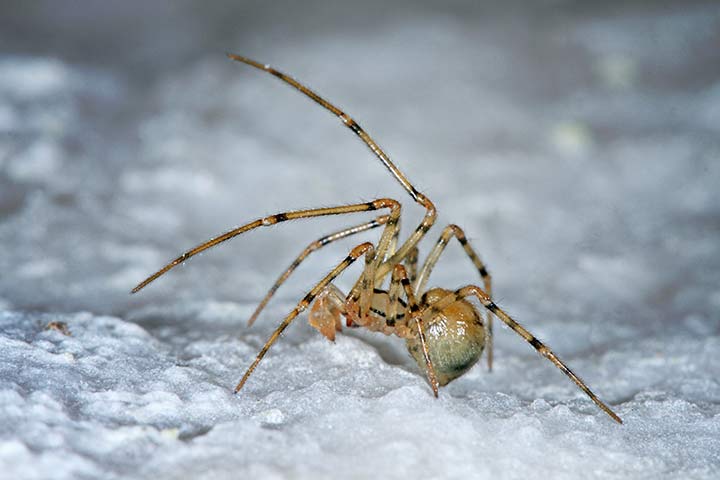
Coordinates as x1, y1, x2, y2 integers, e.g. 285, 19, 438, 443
132, 54, 622, 424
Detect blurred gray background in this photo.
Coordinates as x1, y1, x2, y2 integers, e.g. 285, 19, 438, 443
2, 0, 718, 324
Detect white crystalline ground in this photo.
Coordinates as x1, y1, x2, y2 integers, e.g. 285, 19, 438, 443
1, 2, 720, 479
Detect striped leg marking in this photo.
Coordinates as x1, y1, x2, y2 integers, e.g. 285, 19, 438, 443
405, 246, 419, 284
131, 199, 399, 294
386, 265, 405, 327
226, 54, 429, 206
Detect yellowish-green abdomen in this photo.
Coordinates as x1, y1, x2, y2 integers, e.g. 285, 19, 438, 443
406, 288, 486, 386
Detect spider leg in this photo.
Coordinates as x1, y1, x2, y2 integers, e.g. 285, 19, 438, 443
131, 199, 400, 293
392, 264, 439, 396
420, 286, 622, 424
226, 53, 438, 283
413, 224, 494, 370
226, 54, 430, 207
386, 265, 405, 328
385, 216, 401, 261
405, 246, 419, 284
347, 210, 403, 316
234, 242, 375, 393
375, 202, 436, 283
248, 215, 390, 327
356, 244, 378, 321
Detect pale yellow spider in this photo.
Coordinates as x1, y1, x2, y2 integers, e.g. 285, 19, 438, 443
132, 54, 622, 424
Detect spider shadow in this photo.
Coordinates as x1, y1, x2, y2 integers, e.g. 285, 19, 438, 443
342, 327, 417, 372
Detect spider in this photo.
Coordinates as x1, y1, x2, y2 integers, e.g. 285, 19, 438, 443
132, 53, 622, 424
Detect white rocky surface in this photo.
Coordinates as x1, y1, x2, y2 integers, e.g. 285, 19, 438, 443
1, 2, 719, 479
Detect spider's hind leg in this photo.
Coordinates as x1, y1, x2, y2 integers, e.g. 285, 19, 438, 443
421, 285, 623, 424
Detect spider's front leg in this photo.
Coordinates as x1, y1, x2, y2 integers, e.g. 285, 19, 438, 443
131, 199, 401, 294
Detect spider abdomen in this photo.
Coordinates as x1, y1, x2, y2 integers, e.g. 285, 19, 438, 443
406, 288, 486, 386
